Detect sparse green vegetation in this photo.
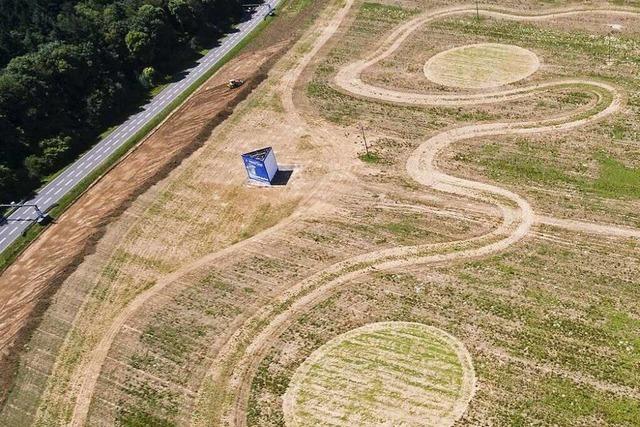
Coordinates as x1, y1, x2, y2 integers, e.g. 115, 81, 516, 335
539, 377, 640, 425
359, 2, 418, 22
424, 43, 539, 88
382, 219, 432, 244
432, 18, 640, 64
117, 381, 178, 427
250, 232, 640, 426
5, 1, 640, 427
477, 140, 640, 201
282, 322, 472, 426
590, 153, 640, 199
238, 200, 299, 240
358, 151, 382, 163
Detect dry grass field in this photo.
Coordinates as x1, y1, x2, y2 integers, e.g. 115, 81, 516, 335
423, 43, 540, 88
282, 322, 475, 426
2, 0, 640, 426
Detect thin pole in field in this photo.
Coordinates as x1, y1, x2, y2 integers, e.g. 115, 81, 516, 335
360, 124, 369, 155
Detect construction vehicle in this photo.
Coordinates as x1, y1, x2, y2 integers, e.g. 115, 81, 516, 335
228, 79, 244, 89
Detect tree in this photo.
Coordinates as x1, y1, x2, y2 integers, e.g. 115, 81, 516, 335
139, 66, 156, 89
0, 0, 248, 204
168, 0, 195, 31
0, 163, 20, 203
126, 30, 153, 62
24, 135, 72, 178
0, 113, 26, 168
134, 4, 177, 69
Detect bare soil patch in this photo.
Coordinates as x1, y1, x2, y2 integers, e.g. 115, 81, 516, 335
3, 1, 640, 426
0, 42, 286, 404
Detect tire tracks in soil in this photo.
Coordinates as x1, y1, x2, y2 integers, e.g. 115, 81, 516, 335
209, 5, 640, 427
67, 3, 640, 426
66, 1, 359, 425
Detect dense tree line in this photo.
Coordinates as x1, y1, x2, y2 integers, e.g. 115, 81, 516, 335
0, 0, 251, 203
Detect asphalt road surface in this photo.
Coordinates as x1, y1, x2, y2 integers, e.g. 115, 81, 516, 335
0, 1, 278, 255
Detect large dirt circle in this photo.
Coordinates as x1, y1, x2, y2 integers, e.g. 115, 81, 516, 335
424, 43, 540, 88
282, 321, 476, 427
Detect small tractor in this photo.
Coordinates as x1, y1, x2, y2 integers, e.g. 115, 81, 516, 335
228, 79, 244, 89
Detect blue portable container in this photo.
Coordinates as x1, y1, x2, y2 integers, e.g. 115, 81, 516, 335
242, 147, 279, 184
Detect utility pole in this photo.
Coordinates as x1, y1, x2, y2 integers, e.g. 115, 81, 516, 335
476, 0, 480, 20
606, 23, 622, 65
359, 124, 369, 155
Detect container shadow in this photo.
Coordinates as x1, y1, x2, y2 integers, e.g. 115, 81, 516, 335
270, 169, 293, 186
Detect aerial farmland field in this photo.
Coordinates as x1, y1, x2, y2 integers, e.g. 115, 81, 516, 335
1, 0, 640, 426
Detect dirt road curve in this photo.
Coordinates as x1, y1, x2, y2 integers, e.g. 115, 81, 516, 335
0, 45, 286, 404
67, 2, 356, 424
61, 3, 640, 426
217, 5, 639, 427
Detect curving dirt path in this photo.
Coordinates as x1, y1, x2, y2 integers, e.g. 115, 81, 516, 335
206, 5, 640, 427
66, 3, 640, 426
66, 1, 359, 426
538, 216, 640, 239
336, 6, 639, 106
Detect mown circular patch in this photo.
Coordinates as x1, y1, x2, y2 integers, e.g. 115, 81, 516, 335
282, 322, 475, 427
424, 43, 539, 89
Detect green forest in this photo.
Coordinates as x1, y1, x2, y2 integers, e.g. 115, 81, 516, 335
0, 0, 253, 203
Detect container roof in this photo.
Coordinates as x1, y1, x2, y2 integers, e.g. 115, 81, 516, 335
243, 147, 272, 161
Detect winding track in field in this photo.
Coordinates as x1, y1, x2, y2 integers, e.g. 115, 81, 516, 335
212, 4, 640, 427
64, 2, 358, 426
66, 2, 640, 426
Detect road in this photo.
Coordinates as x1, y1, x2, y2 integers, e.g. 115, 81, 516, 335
0, 1, 278, 255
